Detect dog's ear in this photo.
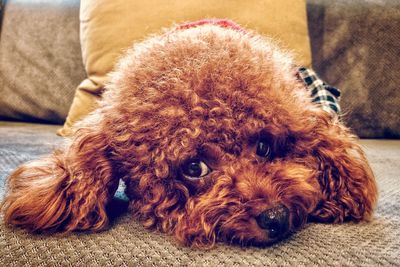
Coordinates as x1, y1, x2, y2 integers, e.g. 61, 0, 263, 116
1, 123, 119, 232
308, 115, 378, 223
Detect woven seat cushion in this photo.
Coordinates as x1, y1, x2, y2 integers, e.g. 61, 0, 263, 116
1, 122, 399, 265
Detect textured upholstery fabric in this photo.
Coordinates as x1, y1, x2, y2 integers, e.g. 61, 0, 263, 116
0, 122, 399, 266
58, 0, 312, 136
308, 0, 400, 138
0, 1, 4, 33
0, 0, 85, 124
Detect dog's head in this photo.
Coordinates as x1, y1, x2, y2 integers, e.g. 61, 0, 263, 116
103, 21, 377, 248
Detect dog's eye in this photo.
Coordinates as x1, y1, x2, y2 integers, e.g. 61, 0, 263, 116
256, 139, 271, 158
181, 159, 211, 179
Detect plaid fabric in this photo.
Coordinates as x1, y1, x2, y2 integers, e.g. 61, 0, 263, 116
297, 67, 341, 115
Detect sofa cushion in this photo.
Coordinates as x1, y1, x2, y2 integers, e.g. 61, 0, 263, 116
0, 0, 84, 124
308, 0, 400, 138
58, 0, 312, 136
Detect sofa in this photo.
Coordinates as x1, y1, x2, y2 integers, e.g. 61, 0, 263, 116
0, 0, 399, 266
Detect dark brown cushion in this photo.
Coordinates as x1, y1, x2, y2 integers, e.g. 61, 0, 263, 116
0, 0, 85, 124
308, 0, 400, 138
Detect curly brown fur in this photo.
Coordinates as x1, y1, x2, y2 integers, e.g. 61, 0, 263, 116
1, 21, 377, 248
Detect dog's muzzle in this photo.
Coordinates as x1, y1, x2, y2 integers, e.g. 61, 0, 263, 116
256, 204, 290, 239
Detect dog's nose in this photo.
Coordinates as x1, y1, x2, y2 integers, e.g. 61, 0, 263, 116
256, 204, 290, 239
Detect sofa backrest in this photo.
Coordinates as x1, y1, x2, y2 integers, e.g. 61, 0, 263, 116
0, 0, 399, 138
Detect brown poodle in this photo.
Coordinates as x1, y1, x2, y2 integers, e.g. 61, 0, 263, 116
1, 20, 377, 248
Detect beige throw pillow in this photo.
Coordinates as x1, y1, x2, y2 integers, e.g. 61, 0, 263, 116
58, 0, 311, 136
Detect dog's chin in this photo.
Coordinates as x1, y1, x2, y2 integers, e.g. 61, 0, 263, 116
214, 206, 308, 247
246, 234, 292, 248
218, 227, 292, 248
